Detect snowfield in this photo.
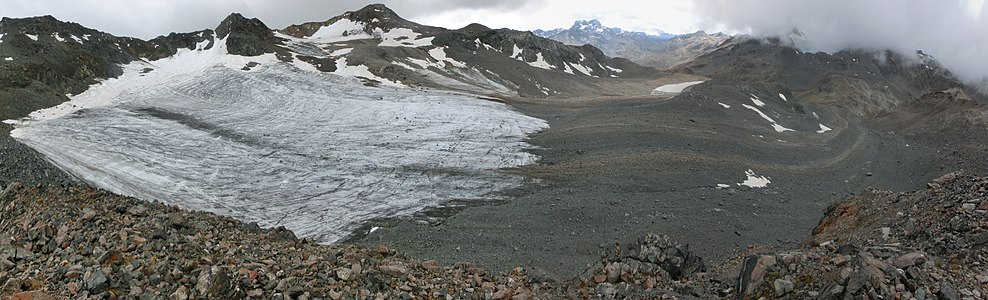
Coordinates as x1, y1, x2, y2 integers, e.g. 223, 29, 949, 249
651, 80, 705, 95
6, 42, 548, 243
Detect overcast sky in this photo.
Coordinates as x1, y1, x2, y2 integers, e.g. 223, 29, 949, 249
2, 0, 986, 87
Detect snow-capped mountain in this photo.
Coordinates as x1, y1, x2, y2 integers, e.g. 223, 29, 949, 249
534, 20, 676, 41
534, 20, 730, 69
275, 4, 657, 97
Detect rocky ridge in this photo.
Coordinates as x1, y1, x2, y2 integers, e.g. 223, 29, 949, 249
534, 20, 730, 69
3, 171, 988, 299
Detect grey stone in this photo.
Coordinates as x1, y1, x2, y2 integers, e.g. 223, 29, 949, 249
939, 282, 959, 300
196, 266, 233, 298
86, 270, 108, 294
893, 252, 926, 268
773, 279, 794, 296
127, 205, 148, 216
335, 267, 353, 281
0, 258, 13, 271
167, 213, 187, 228
915, 287, 927, 300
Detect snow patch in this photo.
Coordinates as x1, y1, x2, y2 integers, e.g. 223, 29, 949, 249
718, 102, 731, 108
195, 39, 210, 51
330, 48, 353, 56
750, 95, 766, 107
428, 47, 468, 68
742, 104, 794, 133
569, 62, 594, 76
527, 52, 553, 70
778, 93, 788, 101
290, 55, 320, 73
406, 57, 435, 69
474, 38, 499, 52
3, 57, 12, 61
53, 34, 65, 42
738, 169, 771, 188
377, 28, 434, 47
25, 34, 38, 41
511, 44, 524, 60
817, 124, 832, 133
605, 65, 623, 73
651, 81, 705, 95
716, 184, 731, 189
334, 57, 404, 87
562, 63, 575, 75
310, 19, 372, 43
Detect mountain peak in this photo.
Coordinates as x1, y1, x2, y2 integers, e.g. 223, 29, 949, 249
570, 19, 605, 32
348, 3, 404, 24
215, 13, 269, 39
214, 12, 289, 59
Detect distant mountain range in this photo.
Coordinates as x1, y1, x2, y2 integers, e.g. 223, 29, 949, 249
533, 20, 676, 41
534, 19, 730, 69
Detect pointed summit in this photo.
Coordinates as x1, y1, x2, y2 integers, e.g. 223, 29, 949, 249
281, 3, 442, 38
215, 13, 268, 39
214, 13, 289, 59
570, 20, 604, 31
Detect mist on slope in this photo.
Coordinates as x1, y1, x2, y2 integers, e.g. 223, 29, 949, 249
693, 0, 988, 93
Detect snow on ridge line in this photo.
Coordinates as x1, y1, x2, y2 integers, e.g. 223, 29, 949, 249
738, 169, 771, 188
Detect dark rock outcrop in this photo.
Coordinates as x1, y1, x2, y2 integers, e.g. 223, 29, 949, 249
214, 13, 289, 60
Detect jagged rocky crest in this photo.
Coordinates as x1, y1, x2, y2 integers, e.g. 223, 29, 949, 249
535, 19, 730, 69
215, 13, 289, 60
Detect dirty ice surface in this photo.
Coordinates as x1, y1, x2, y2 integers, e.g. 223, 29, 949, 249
6, 43, 548, 243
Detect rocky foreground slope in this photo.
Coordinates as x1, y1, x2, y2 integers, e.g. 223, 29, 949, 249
2, 171, 987, 299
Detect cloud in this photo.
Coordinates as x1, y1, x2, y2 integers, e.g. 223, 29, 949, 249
692, 0, 988, 91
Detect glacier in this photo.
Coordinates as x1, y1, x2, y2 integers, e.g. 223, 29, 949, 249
6, 43, 547, 243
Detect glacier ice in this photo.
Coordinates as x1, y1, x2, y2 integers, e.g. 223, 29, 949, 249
8, 46, 547, 243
